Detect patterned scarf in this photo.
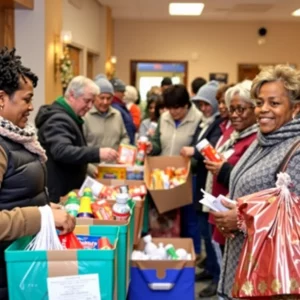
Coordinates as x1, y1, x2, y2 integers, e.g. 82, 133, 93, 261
0, 117, 47, 162
217, 123, 258, 153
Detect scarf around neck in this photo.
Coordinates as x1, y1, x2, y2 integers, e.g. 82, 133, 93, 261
56, 96, 84, 125
217, 123, 258, 153
0, 117, 47, 162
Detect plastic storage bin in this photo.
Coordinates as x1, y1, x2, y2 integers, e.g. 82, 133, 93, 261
5, 226, 119, 300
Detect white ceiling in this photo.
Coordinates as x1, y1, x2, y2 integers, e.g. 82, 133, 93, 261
98, 0, 300, 21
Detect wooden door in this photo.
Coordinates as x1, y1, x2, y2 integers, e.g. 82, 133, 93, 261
87, 52, 94, 79
67, 45, 81, 76
238, 64, 260, 82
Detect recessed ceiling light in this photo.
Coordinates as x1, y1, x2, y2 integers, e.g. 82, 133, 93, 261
169, 3, 205, 16
292, 9, 300, 16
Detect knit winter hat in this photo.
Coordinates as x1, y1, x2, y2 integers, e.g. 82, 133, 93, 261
191, 80, 219, 114
94, 76, 114, 95
124, 85, 138, 103
110, 77, 126, 92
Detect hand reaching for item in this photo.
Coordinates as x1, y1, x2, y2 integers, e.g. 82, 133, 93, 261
99, 148, 119, 162
180, 146, 195, 157
52, 208, 75, 235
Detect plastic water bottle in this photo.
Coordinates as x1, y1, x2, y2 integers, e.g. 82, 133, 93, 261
143, 235, 157, 255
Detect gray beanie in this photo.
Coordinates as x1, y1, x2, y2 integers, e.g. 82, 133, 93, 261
191, 80, 219, 114
110, 78, 126, 92
94, 77, 114, 95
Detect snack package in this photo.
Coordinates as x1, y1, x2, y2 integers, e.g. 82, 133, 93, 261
76, 235, 101, 249
118, 144, 137, 165
232, 172, 300, 298
59, 233, 84, 249
92, 200, 114, 220
98, 237, 114, 250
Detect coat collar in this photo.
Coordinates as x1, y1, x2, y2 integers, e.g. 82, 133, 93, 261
90, 106, 115, 117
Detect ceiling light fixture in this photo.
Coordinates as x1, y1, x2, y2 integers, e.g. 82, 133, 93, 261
169, 3, 205, 16
291, 9, 300, 16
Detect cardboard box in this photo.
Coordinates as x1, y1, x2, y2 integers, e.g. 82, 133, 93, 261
128, 238, 195, 300
5, 226, 119, 300
144, 156, 192, 213
98, 164, 127, 179
97, 179, 145, 246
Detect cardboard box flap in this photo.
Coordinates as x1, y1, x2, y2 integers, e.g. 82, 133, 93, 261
97, 179, 144, 186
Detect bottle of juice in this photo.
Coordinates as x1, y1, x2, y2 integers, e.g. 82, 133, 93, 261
136, 136, 148, 166
65, 192, 80, 217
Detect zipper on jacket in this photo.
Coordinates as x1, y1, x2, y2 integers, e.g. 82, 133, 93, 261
170, 130, 176, 155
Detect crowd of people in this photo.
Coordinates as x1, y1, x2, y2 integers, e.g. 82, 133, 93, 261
1, 46, 300, 300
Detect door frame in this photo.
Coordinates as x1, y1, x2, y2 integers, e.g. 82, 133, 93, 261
130, 59, 188, 87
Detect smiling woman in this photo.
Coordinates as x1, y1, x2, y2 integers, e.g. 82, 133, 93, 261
0, 47, 50, 300
217, 65, 300, 300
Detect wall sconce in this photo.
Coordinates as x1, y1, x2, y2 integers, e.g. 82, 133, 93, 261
60, 30, 73, 45
105, 55, 117, 80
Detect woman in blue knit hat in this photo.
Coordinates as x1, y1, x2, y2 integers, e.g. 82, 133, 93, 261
181, 80, 223, 298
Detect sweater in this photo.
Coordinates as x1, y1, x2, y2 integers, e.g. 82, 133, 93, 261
150, 105, 202, 156
218, 118, 300, 300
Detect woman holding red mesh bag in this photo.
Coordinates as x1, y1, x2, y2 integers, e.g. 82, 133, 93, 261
213, 65, 300, 300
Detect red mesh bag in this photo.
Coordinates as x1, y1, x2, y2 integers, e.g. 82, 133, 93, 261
232, 142, 300, 299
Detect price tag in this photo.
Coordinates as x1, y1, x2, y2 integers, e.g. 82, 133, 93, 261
47, 274, 101, 300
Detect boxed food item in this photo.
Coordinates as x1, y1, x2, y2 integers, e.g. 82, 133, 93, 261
144, 156, 192, 214
118, 144, 137, 165
98, 164, 127, 180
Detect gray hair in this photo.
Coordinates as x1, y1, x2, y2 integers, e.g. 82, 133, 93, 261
65, 76, 100, 98
225, 80, 255, 108
251, 65, 300, 104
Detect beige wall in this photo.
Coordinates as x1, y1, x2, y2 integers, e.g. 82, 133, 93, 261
45, 0, 63, 104
62, 0, 106, 77
114, 20, 300, 88
15, 0, 46, 121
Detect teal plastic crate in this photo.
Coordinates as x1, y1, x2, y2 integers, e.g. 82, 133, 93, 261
5, 226, 119, 300
91, 200, 135, 300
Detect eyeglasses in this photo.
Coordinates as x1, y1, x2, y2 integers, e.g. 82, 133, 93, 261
229, 106, 254, 115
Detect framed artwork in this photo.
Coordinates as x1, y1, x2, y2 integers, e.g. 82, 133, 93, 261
209, 73, 228, 84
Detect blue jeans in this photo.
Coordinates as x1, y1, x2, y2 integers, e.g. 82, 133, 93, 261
199, 212, 220, 283
181, 175, 201, 254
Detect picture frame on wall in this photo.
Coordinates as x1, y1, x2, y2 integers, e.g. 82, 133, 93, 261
209, 72, 228, 84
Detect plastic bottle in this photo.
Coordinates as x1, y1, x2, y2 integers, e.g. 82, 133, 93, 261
64, 193, 80, 217
136, 136, 148, 166
143, 234, 157, 255
77, 196, 93, 218
165, 244, 179, 260
176, 248, 188, 260
196, 139, 222, 162
155, 242, 167, 259
112, 194, 131, 221
83, 187, 95, 203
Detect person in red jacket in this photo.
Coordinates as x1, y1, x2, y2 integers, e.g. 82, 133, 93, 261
124, 85, 141, 131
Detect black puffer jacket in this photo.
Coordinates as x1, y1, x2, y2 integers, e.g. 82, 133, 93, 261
0, 136, 49, 300
35, 102, 100, 203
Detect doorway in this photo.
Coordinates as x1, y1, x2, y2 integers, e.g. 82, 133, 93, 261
130, 60, 188, 102
87, 52, 100, 79
238, 64, 260, 82
67, 45, 81, 76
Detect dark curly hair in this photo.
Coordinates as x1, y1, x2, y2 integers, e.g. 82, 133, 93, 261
0, 47, 38, 97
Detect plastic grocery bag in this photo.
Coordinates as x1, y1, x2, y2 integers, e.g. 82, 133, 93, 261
232, 172, 300, 299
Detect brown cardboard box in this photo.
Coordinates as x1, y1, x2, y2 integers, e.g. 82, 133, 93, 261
144, 156, 192, 214
97, 179, 145, 246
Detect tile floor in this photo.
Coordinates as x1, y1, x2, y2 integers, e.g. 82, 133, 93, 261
195, 265, 218, 300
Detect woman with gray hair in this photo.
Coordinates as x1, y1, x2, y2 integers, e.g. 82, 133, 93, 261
211, 65, 300, 300
203, 81, 258, 276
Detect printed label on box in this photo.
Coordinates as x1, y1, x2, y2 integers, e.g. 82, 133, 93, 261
47, 274, 101, 300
